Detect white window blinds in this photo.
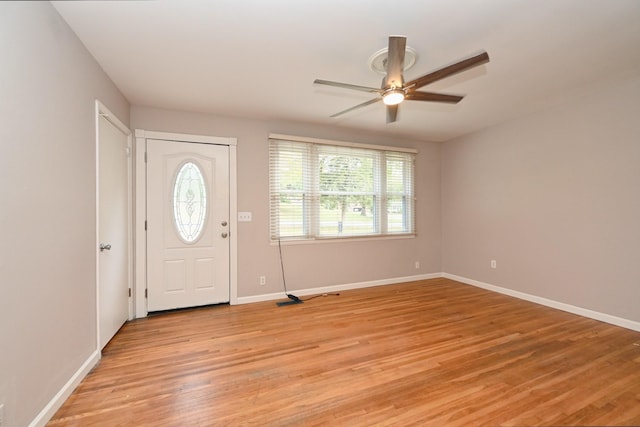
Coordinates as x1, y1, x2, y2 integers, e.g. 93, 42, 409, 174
269, 135, 416, 241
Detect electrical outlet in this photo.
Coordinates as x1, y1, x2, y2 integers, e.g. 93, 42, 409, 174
238, 212, 252, 222
491, 260, 497, 269
259, 276, 266, 285
415, 261, 420, 269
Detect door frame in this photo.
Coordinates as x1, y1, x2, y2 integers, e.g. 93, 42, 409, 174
95, 100, 133, 350
134, 129, 238, 318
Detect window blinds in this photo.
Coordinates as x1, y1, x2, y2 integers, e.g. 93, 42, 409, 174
269, 135, 415, 241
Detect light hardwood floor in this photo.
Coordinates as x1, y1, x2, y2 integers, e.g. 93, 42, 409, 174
49, 278, 640, 426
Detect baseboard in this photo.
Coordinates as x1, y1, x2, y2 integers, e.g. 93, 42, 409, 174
443, 273, 640, 332
236, 272, 441, 304
29, 350, 101, 427
241, 272, 640, 332
30, 273, 638, 427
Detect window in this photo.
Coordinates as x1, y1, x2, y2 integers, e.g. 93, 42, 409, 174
269, 134, 416, 241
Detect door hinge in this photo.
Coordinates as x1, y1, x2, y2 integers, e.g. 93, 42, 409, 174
145, 288, 148, 298
128, 288, 132, 297
144, 151, 148, 163
145, 220, 147, 231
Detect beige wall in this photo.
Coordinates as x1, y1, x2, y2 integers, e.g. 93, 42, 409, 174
0, 3, 129, 426
3, 4, 638, 426
442, 76, 640, 322
131, 107, 442, 298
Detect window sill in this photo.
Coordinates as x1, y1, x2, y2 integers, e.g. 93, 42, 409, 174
270, 233, 416, 246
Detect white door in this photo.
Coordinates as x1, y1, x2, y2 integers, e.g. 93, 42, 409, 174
146, 139, 230, 311
98, 114, 130, 349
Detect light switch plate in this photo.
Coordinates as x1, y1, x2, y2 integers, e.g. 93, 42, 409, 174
238, 212, 252, 222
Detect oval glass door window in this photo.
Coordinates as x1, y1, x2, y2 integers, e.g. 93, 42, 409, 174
173, 161, 208, 242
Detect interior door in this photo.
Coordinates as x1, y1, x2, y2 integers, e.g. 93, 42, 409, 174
146, 139, 230, 311
98, 114, 130, 349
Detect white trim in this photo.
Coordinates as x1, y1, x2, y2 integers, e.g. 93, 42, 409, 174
97, 101, 129, 135
273, 234, 416, 246
134, 129, 239, 317
95, 103, 100, 345
229, 144, 238, 305
135, 129, 237, 146
269, 133, 418, 154
134, 133, 147, 318
238, 271, 640, 332
236, 273, 441, 304
33, 271, 640, 426
29, 350, 100, 427
443, 273, 640, 332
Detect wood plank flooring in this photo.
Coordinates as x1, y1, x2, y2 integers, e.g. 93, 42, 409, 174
49, 278, 640, 426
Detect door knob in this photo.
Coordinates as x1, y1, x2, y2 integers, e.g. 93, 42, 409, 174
221, 232, 228, 238
100, 243, 112, 251
221, 221, 228, 227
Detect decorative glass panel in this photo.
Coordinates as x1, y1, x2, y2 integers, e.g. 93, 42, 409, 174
173, 162, 207, 242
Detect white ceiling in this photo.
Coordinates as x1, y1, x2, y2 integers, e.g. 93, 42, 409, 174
52, 0, 640, 142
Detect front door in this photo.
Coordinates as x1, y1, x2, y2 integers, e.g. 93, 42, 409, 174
146, 139, 230, 311
98, 113, 130, 349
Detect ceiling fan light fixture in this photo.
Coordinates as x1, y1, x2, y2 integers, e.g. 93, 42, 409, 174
383, 89, 405, 105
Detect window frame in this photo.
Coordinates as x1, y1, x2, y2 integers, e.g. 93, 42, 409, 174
269, 133, 417, 242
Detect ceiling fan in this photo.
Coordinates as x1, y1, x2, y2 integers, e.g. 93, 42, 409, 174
314, 36, 489, 123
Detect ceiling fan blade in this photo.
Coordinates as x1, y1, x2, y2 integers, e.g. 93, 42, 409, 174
405, 91, 464, 103
330, 97, 381, 118
386, 105, 399, 123
314, 79, 382, 94
384, 36, 406, 89
404, 51, 489, 91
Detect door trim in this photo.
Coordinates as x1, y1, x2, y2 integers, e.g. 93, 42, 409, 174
95, 100, 133, 350
134, 129, 238, 318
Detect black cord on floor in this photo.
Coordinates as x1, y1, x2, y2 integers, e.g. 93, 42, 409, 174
278, 237, 300, 301
300, 292, 341, 302
277, 238, 340, 303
